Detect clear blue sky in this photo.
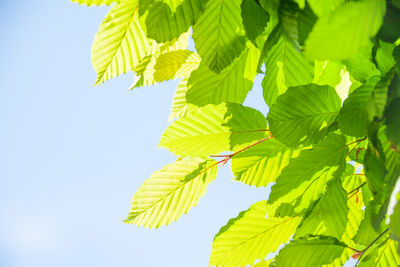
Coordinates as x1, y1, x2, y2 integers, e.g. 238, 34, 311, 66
0, 1, 269, 266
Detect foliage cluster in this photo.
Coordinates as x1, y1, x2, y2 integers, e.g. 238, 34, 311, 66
74, 0, 400, 266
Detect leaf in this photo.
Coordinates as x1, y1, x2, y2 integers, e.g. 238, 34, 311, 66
154, 50, 200, 82
71, 0, 120, 6
262, 33, 314, 106
139, 0, 208, 42
129, 32, 190, 89
268, 133, 348, 213
343, 43, 381, 83
295, 178, 348, 239
124, 158, 217, 228
305, 0, 385, 60
378, 0, 400, 43
267, 84, 341, 148
232, 138, 300, 187
193, 0, 247, 73
274, 236, 347, 267
338, 76, 381, 137
354, 200, 383, 246
209, 201, 302, 267
359, 239, 400, 267
390, 194, 400, 242
252, 259, 273, 267
168, 76, 190, 121
313, 61, 343, 88
240, 0, 269, 46
186, 43, 260, 107
92, 1, 157, 85
385, 98, 400, 147
376, 41, 396, 76
159, 103, 267, 157
306, 0, 344, 18
297, 3, 317, 46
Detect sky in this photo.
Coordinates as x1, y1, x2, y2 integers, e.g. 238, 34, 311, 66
0, 1, 269, 266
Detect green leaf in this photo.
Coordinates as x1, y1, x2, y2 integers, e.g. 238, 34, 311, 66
252, 259, 273, 267
168, 76, 190, 121
390, 195, 400, 242
385, 98, 400, 147
193, 0, 247, 73
343, 43, 381, 83
376, 41, 396, 76
268, 133, 348, 213
338, 76, 381, 137
267, 84, 341, 147
124, 158, 217, 228
154, 50, 200, 82
305, 0, 385, 60
129, 32, 190, 89
92, 0, 157, 85
274, 236, 347, 267
295, 178, 348, 239
313, 61, 343, 88
71, 0, 119, 6
186, 43, 260, 107
139, 0, 208, 42
209, 201, 302, 267
297, 3, 317, 46
378, 0, 400, 43
240, 0, 269, 46
262, 34, 314, 106
159, 103, 267, 157
359, 239, 400, 267
354, 200, 383, 246
306, 0, 344, 18
231, 138, 300, 187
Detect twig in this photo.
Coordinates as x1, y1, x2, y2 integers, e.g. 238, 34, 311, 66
354, 228, 390, 265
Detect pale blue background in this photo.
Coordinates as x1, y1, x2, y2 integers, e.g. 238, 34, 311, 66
0, 1, 270, 266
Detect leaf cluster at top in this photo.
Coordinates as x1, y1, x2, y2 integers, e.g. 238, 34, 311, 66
73, 0, 400, 266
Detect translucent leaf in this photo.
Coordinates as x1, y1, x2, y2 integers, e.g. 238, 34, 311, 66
295, 179, 348, 239
209, 201, 302, 267
313, 61, 343, 88
169, 76, 190, 121
262, 33, 313, 106
267, 84, 341, 148
268, 133, 348, 213
376, 40, 396, 76
359, 239, 400, 266
252, 259, 273, 267
129, 33, 190, 89
186, 43, 260, 107
159, 103, 267, 157
71, 0, 120, 6
274, 236, 347, 267
193, 0, 247, 72
154, 50, 200, 82
231, 138, 300, 187
338, 76, 381, 137
343, 43, 381, 83
306, 0, 344, 18
305, 0, 385, 60
92, 1, 157, 85
139, 0, 208, 42
124, 158, 217, 228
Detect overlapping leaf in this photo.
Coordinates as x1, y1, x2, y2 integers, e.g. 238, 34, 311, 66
262, 33, 313, 106
92, 0, 157, 85
159, 103, 267, 157
305, 0, 385, 60
193, 0, 246, 73
338, 76, 381, 137
124, 158, 217, 228
139, 0, 208, 42
359, 239, 400, 266
186, 43, 259, 107
274, 236, 347, 267
295, 178, 348, 239
209, 201, 301, 267
154, 50, 200, 82
268, 133, 348, 213
232, 138, 300, 187
267, 84, 341, 147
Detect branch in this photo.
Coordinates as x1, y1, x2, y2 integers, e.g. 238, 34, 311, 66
353, 228, 390, 265
345, 137, 367, 158
211, 135, 273, 166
